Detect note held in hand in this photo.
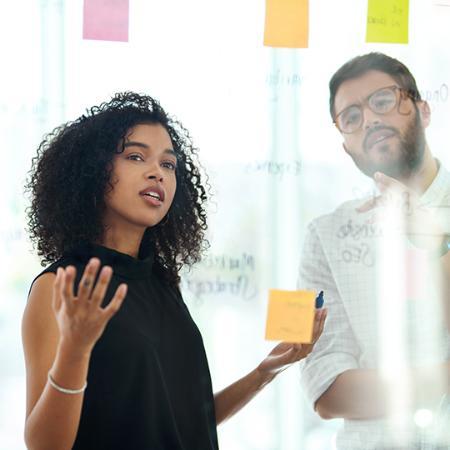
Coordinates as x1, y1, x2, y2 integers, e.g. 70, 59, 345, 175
265, 289, 315, 343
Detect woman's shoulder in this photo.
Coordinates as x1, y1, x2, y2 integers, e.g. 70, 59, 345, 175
39, 254, 81, 275
29, 254, 82, 297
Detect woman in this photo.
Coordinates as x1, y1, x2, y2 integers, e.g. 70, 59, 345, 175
22, 92, 326, 450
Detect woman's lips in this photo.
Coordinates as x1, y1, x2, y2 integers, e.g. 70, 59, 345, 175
139, 185, 165, 206
140, 192, 163, 206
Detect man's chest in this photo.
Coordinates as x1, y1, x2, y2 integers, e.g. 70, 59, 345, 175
321, 213, 447, 365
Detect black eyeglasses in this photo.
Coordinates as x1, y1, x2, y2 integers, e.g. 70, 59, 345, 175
334, 85, 414, 134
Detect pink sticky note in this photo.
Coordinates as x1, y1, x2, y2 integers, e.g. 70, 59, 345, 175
83, 0, 129, 42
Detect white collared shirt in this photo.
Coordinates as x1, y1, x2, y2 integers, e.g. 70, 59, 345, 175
298, 162, 450, 449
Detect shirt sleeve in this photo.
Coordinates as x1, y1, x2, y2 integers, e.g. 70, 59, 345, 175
297, 221, 361, 408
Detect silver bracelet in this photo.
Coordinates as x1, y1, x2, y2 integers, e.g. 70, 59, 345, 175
48, 372, 87, 395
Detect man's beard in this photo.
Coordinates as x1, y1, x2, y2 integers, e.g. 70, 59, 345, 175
350, 109, 426, 180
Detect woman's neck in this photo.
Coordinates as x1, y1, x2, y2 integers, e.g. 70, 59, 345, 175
98, 225, 145, 258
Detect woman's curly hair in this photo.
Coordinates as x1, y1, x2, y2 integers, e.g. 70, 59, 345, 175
25, 92, 209, 284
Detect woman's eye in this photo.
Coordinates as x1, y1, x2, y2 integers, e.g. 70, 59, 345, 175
127, 154, 144, 161
162, 161, 177, 171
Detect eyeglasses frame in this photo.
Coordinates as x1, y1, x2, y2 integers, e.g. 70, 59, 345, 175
333, 85, 418, 134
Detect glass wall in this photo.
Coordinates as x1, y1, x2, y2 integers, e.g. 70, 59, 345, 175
1, 0, 449, 448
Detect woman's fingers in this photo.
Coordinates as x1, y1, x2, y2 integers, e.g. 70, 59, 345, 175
52, 268, 63, 311
283, 343, 310, 364
90, 266, 113, 308
278, 347, 298, 366
77, 258, 100, 301
61, 266, 75, 299
292, 341, 317, 361
57, 260, 125, 317
102, 284, 127, 321
60, 266, 77, 313
312, 308, 327, 343
318, 309, 327, 337
270, 342, 295, 355
316, 308, 328, 341
49, 261, 127, 351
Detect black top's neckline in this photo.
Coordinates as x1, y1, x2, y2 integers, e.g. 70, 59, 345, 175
65, 243, 154, 279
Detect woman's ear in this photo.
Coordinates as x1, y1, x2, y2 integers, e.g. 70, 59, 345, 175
417, 100, 431, 128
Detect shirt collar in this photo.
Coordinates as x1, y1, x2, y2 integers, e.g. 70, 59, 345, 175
419, 159, 450, 206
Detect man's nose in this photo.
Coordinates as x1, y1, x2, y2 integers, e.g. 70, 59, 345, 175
362, 105, 383, 130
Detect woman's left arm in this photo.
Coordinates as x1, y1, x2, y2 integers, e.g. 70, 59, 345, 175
214, 308, 327, 425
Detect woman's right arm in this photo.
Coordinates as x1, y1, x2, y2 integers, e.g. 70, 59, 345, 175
22, 259, 127, 450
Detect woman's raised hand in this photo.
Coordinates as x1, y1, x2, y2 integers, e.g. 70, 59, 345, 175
52, 258, 127, 355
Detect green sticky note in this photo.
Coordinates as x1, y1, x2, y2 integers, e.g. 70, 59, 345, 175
366, 0, 409, 44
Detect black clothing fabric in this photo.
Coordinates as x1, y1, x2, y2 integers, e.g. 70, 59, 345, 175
34, 243, 219, 450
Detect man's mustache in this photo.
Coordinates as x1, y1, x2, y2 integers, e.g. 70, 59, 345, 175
363, 126, 399, 151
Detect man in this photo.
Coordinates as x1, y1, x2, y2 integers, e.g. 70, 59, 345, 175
298, 53, 450, 449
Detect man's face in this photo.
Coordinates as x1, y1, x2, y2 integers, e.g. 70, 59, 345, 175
333, 70, 429, 179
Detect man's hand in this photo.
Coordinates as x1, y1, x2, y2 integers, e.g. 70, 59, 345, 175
357, 172, 445, 251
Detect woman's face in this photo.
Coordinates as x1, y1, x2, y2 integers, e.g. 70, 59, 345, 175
103, 123, 177, 232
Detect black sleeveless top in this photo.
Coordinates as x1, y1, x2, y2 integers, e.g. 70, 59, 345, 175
35, 243, 219, 450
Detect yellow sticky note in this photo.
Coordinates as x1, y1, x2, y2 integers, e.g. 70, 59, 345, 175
265, 289, 315, 343
263, 0, 309, 48
366, 0, 409, 44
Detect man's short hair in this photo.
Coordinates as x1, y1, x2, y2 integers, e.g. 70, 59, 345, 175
329, 52, 422, 119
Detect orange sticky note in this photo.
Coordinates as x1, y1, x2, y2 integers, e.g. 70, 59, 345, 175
366, 0, 409, 44
265, 289, 315, 343
263, 0, 309, 48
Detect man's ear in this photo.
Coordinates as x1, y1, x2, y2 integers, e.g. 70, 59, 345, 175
417, 100, 431, 128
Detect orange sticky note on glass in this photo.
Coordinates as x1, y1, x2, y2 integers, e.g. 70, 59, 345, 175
265, 289, 315, 343
83, 0, 129, 42
263, 0, 309, 48
366, 0, 409, 44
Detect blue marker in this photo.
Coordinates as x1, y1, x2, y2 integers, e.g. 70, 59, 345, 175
315, 290, 324, 309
